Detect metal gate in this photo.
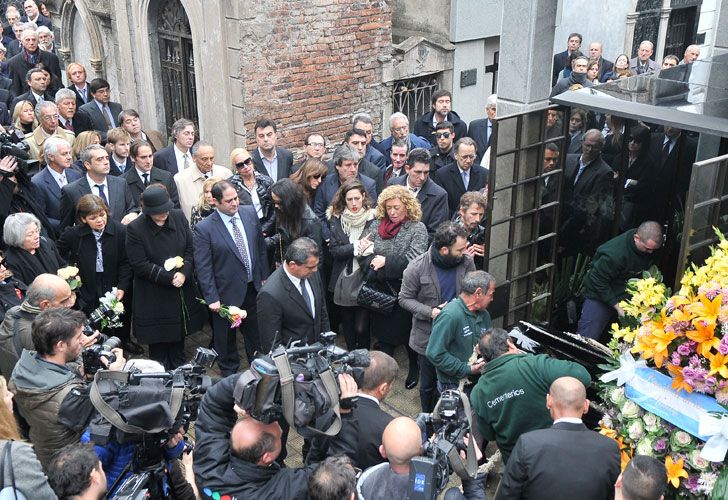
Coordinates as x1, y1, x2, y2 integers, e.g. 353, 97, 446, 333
676, 154, 728, 284
156, 0, 198, 135
665, 6, 698, 60
484, 107, 567, 328
391, 75, 440, 127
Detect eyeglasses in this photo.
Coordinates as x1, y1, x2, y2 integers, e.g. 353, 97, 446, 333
307, 142, 325, 148
235, 158, 253, 169
41, 114, 60, 122
392, 126, 408, 133
434, 132, 451, 138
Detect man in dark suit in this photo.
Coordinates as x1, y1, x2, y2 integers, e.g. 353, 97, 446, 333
467, 94, 497, 165
54, 88, 82, 134
429, 121, 457, 173
193, 180, 269, 375
648, 126, 698, 223
552, 32, 582, 86
75, 78, 123, 142
4, 22, 23, 59
7, 28, 61, 96
31, 137, 81, 230
496, 377, 620, 500
124, 140, 179, 209
251, 117, 294, 182
257, 236, 329, 352
353, 113, 386, 170
333, 128, 384, 193
314, 144, 377, 239
413, 90, 468, 147
59, 144, 138, 231
432, 137, 489, 217
153, 118, 196, 174
66, 62, 90, 110
308, 351, 396, 468
587, 41, 614, 81
388, 148, 448, 241
20, 0, 52, 29
373, 112, 430, 161
10, 67, 53, 110
559, 129, 614, 256
106, 127, 135, 176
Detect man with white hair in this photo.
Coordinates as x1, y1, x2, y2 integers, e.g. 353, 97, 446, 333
629, 41, 659, 74
7, 26, 62, 95
467, 94, 497, 165
36, 25, 55, 53
372, 112, 430, 162
26, 101, 75, 162
55, 87, 80, 133
31, 136, 79, 228
20, 0, 51, 29
680, 44, 700, 65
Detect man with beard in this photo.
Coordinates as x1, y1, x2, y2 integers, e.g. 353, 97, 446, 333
550, 55, 593, 98
399, 222, 475, 411
413, 90, 468, 147
454, 191, 487, 269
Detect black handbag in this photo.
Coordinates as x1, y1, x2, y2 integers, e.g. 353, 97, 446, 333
356, 279, 397, 314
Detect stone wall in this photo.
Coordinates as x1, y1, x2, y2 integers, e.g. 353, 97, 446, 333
229, 0, 393, 152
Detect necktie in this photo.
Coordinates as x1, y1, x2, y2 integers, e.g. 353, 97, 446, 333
59, 172, 66, 187
574, 164, 587, 186
65, 119, 74, 132
183, 154, 191, 171
142, 173, 149, 186
409, 187, 417, 193
461, 170, 469, 189
300, 279, 313, 315
230, 216, 251, 278
94, 231, 103, 272
117, 162, 125, 174
662, 140, 671, 165
37, 95, 43, 103
80, 87, 87, 102
96, 184, 108, 205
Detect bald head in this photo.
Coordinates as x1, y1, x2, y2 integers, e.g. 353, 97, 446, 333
381, 417, 423, 468
26, 273, 73, 310
547, 377, 589, 419
230, 418, 282, 466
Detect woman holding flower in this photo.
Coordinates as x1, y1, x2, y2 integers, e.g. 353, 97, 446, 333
126, 186, 204, 369
56, 194, 136, 350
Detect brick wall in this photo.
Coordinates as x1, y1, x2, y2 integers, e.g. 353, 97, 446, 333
229, 0, 392, 158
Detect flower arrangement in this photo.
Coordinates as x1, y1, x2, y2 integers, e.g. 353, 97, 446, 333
197, 298, 247, 328
57, 266, 82, 290
97, 288, 124, 330
599, 228, 728, 498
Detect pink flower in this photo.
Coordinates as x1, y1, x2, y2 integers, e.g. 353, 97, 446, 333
677, 343, 692, 356
671, 352, 682, 365
719, 338, 728, 355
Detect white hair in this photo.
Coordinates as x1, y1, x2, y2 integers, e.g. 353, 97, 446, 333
389, 112, 408, 129
486, 94, 497, 109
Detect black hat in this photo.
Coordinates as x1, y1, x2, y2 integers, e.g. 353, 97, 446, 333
141, 186, 174, 215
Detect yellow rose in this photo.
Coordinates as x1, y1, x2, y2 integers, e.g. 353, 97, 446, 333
57, 266, 79, 280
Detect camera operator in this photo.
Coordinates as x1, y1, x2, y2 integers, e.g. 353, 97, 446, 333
9, 307, 126, 468
193, 371, 358, 500
453, 192, 487, 269
307, 351, 397, 469
47, 443, 108, 500
0, 273, 77, 379
0, 155, 57, 242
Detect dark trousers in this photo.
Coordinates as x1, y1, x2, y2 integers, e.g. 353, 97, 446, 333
418, 354, 438, 413
340, 305, 370, 350
212, 283, 260, 376
148, 340, 185, 370
576, 297, 616, 341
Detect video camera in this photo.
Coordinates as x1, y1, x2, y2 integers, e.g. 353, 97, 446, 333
408, 390, 478, 500
234, 332, 370, 434
466, 223, 486, 247
82, 334, 121, 375
88, 347, 218, 499
0, 131, 39, 176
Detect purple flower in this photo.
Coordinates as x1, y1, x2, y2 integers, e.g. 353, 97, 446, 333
677, 343, 692, 356
720, 337, 728, 355
654, 438, 668, 452
671, 352, 682, 366
706, 376, 718, 387
685, 474, 700, 492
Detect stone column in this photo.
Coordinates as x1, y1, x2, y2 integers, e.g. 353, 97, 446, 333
495, 0, 557, 116
655, 6, 671, 62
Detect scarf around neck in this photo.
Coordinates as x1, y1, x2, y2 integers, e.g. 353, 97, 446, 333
378, 217, 407, 240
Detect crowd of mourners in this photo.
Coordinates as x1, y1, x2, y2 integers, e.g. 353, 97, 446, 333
0, 5, 688, 499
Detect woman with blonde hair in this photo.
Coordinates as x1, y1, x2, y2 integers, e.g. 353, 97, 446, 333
359, 185, 427, 388
71, 130, 102, 173
228, 147, 274, 229
190, 176, 222, 230
0, 375, 57, 498
290, 158, 327, 208
11, 100, 38, 135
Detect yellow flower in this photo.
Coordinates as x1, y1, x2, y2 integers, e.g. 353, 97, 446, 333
665, 455, 688, 488
666, 363, 693, 393
687, 293, 722, 323
164, 256, 184, 271
686, 320, 719, 357
707, 352, 728, 378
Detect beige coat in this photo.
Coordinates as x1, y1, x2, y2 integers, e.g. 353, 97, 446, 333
174, 164, 233, 222
26, 126, 76, 164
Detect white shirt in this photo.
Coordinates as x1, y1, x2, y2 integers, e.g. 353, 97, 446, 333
406, 178, 420, 196
553, 417, 583, 425
135, 167, 151, 182
239, 182, 263, 219
217, 209, 254, 280
174, 144, 191, 174
283, 262, 315, 318
258, 148, 279, 182
86, 174, 108, 199
48, 167, 67, 188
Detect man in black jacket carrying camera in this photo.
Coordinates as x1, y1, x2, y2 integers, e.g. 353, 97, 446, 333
193, 371, 358, 500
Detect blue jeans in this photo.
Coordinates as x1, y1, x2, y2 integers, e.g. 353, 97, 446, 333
576, 297, 616, 341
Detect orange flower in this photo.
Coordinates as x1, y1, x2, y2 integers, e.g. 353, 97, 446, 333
665, 455, 688, 488
631, 313, 676, 367
666, 363, 694, 393
687, 293, 722, 323
686, 320, 719, 357
708, 352, 728, 378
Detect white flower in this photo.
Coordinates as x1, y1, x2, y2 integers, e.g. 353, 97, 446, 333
635, 436, 655, 457
228, 306, 247, 319
621, 400, 642, 419
112, 301, 124, 314
627, 420, 645, 441
698, 472, 718, 494
57, 266, 79, 280
164, 257, 183, 271
642, 412, 661, 433
609, 387, 626, 407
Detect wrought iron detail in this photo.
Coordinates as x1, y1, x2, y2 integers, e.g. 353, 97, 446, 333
391, 74, 440, 127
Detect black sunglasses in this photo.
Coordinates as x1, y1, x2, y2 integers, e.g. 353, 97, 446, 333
235, 158, 253, 169
434, 132, 451, 138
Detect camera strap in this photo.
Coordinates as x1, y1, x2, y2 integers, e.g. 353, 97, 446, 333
89, 370, 185, 434
432, 390, 478, 480
272, 351, 342, 436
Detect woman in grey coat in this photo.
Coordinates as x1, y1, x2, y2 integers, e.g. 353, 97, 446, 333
359, 185, 428, 388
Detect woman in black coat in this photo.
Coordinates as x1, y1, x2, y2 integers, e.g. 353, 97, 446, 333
125, 186, 204, 369
3, 212, 63, 286
56, 194, 136, 350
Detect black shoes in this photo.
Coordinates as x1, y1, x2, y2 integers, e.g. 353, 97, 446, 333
123, 340, 144, 355
405, 372, 419, 390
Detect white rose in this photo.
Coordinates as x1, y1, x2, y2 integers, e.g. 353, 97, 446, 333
609, 387, 626, 407
163, 257, 178, 271
228, 306, 247, 319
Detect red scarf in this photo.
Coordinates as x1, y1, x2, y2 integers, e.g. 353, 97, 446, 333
378, 217, 407, 240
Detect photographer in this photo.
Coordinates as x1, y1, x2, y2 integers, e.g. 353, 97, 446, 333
0, 155, 56, 242
453, 192, 487, 269
193, 371, 358, 500
9, 307, 126, 468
